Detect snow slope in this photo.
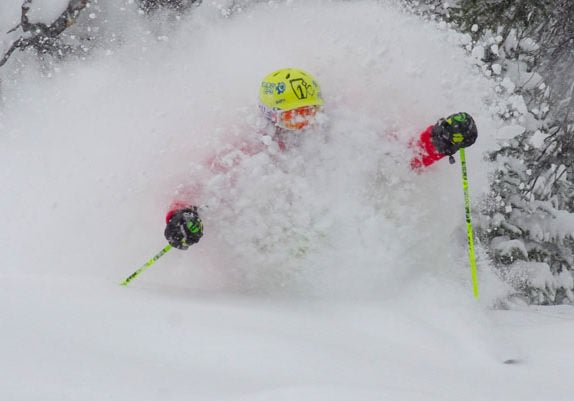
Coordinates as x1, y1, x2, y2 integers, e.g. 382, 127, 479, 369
2, 274, 574, 401
1, 1, 573, 400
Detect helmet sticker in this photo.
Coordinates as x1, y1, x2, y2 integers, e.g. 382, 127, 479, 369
276, 82, 286, 94
307, 82, 316, 96
261, 81, 276, 95
290, 78, 314, 100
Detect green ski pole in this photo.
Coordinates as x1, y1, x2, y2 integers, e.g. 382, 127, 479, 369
121, 244, 173, 286
459, 148, 479, 299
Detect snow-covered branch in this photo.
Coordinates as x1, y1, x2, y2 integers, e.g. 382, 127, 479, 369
0, 0, 89, 68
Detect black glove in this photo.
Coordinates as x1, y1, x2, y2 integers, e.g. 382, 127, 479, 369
431, 112, 478, 156
164, 207, 203, 250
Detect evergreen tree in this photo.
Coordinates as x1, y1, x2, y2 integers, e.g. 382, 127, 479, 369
404, 0, 574, 303
450, 0, 574, 304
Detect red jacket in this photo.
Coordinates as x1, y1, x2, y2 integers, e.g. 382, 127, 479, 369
166, 125, 444, 222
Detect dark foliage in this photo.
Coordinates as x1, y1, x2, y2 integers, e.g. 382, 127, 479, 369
405, 0, 574, 303
0, 0, 89, 68
452, 0, 574, 303
138, 0, 201, 14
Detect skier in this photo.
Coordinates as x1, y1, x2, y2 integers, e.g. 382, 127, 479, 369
163, 68, 478, 250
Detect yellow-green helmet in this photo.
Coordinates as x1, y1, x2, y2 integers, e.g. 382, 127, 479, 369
259, 68, 324, 112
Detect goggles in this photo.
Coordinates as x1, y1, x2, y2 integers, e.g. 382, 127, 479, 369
275, 106, 320, 131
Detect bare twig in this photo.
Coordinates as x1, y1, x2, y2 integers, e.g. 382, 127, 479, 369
0, 38, 28, 67
0, 0, 89, 69
6, 24, 21, 34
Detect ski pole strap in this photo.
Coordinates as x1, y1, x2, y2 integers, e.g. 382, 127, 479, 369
120, 244, 173, 286
459, 148, 479, 299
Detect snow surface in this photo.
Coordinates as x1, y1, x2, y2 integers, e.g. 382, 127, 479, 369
27, 0, 72, 23
0, 0, 71, 30
1, 0, 573, 400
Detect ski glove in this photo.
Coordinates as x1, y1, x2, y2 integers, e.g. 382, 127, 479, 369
164, 207, 203, 250
431, 112, 478, 156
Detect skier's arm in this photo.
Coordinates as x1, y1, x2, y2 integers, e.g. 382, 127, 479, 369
162, 133, 273, 249
410, 112, 478, 170
161, 144, 252, 250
